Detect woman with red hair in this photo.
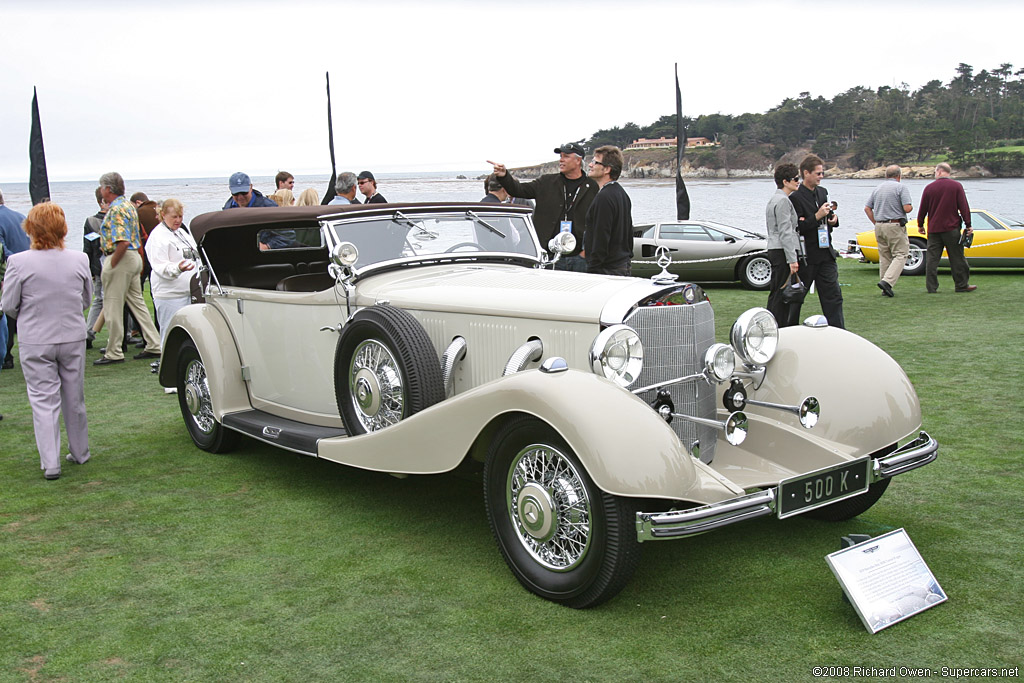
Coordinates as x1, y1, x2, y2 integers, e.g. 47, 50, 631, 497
1, 203, 93, 480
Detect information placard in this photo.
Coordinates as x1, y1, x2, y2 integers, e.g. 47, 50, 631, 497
825, 528, 946, 633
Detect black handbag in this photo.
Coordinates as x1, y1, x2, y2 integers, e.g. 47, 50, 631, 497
781, 273, 807, 305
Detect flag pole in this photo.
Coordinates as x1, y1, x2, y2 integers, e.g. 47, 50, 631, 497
321, 72, 338, 205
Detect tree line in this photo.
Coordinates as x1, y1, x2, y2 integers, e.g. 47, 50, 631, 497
585, 64, 1024, 171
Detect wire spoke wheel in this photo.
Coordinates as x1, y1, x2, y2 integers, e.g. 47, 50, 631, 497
348, 339, 405, 432
175, 341, 239, 453
507, 444, 592, 571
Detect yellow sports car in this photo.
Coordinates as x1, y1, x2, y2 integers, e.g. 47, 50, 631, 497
849, 209, 1024, 276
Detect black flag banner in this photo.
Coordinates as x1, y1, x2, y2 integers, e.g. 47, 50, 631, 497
675, 64, 690, 220
29, 87, 50, 205
321, 72, 338, 205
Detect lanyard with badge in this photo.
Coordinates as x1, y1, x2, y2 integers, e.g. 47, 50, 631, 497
560, 183, 583, 234
816, 189, 831, 248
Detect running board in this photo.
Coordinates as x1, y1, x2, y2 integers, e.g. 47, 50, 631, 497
222, 410, 347, 456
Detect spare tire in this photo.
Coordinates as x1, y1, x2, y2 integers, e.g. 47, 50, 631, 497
334, 306, 444, 434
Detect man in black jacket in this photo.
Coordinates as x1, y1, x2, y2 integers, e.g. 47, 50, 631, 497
584, 146, 633, 275
789, 154, 844, 329
83, 186, 109, 348
489, 142, 597, 271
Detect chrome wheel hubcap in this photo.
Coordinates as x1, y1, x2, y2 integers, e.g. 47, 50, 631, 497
507, 444, 591, 571
747, 257, 772, 286
348, 340, 404, 432
183, 358, 215, 435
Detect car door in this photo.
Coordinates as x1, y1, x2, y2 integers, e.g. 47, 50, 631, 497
648, 223, 730, 280
966, 211, 1024, 267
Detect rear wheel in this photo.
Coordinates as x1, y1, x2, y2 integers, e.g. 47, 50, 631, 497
176, 341, 239, 453
903, 237, 927, 276
483, 416, 641, 608
739, 254, 772, 290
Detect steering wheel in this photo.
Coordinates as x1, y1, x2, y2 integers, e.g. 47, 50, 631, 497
444, 242, 485, 253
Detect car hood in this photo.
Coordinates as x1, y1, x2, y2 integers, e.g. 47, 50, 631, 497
352, 263, 672, 323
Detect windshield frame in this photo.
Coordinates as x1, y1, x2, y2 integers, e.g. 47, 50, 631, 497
323, 208, 544, 277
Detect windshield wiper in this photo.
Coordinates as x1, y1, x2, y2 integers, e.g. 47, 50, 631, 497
394, 211, 438, 239
465, 211, 506, 238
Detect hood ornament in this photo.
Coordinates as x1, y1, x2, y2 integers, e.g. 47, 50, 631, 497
651, 246, 679, 285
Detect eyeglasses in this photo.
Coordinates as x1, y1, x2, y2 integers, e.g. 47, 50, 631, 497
231, 191, 249, 198
358, 179, 372, 185
590, 160, 608, 167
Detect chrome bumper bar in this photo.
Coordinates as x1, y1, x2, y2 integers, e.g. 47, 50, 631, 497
636, 431, 938, 542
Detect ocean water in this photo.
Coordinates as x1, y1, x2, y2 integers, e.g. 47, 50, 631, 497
2, 173, 1023, 252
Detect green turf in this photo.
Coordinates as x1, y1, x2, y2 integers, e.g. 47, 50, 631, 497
1, 261, 1022, 681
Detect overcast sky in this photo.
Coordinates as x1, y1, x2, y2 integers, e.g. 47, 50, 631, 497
1, 0, 1021, 182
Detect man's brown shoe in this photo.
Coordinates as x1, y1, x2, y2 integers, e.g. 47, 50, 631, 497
956, 285, 978, 292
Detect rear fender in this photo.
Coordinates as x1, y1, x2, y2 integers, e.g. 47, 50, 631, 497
158, 304, 251, 420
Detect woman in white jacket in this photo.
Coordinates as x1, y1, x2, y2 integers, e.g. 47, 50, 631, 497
147, 199, 197, 349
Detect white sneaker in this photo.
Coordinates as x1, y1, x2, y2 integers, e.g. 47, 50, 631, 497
164, 387, 178, 394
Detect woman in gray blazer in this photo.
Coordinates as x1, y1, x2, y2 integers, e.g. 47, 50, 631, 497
0, 203, 93, 480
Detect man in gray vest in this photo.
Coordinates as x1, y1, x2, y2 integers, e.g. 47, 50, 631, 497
864, 165, 913, 297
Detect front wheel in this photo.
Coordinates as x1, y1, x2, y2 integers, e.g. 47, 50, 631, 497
803, 476, 891, 521
740, 254, 772, 290
176, 341, 239, 453
483, 416, 641, 608
902, 237, 927, 276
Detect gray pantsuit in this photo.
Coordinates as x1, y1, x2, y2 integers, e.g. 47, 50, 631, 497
1, 246, 93, 477
21, 342, 91, 470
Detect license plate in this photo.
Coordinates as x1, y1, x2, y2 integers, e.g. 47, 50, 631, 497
777, 457, 871, 519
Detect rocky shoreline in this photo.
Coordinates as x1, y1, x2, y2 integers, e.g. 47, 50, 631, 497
498, 149, 1006, 181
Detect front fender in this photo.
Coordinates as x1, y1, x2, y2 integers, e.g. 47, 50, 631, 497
713, 325, 923, 487
158, 304, 251, 420
316, 368, 743, 503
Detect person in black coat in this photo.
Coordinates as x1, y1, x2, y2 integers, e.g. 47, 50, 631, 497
584, 146, 633, 275
789, 155, 844, 329
489, 142, 598, 271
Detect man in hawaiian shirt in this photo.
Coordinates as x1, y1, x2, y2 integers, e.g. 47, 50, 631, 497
94, 172, 161, 365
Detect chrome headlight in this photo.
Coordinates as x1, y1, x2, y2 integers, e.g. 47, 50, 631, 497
704, 343, 736, 382
589, 325, 643, 387
730, 307, 779, 366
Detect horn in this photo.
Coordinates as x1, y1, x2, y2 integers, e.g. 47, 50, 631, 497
668, 409, 748, 446
744, 396, 820, 429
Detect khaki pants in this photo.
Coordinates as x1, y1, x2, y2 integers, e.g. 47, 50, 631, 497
100, 249, 160, 360
875, 221, 910, 286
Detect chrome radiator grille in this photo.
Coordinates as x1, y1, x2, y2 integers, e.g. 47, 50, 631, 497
626, 300, 718, 463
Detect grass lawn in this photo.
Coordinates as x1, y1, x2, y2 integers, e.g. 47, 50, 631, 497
2, 261, 1022, 681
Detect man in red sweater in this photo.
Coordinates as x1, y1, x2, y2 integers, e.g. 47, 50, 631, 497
917, 163, 975, 293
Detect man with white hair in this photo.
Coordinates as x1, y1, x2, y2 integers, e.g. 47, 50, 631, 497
329, 172, 360, 205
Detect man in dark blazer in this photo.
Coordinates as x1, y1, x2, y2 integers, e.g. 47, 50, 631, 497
489, 142, 597, 271
357, 171, 388, 204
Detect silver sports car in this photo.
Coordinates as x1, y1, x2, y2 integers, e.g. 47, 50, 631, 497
631, 220, 772, 289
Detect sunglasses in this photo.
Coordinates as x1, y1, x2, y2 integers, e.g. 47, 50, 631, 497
789, 176, 800, 182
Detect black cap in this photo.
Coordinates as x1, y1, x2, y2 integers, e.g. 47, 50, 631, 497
357, 171, 375, 182
554, 142, 585, 157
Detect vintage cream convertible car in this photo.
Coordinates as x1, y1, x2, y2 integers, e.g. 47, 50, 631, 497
160, 204, 938, 608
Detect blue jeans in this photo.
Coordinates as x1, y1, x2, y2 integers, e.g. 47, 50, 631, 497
554, 255, 587, 272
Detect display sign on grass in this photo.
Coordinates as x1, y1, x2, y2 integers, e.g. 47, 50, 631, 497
826, 528, 947, 633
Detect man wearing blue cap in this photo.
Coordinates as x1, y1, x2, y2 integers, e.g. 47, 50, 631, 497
222, 172, 278, 209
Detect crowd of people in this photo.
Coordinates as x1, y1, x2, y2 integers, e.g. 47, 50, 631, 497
0, 151, 978, 480
765, 157, 975, 328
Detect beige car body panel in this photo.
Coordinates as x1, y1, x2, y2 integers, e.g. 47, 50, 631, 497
162, 274, 923, 506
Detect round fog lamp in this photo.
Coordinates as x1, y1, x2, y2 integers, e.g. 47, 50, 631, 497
730, 307, 779, 366
704, 343, 735, 382
589, 325, 643, 387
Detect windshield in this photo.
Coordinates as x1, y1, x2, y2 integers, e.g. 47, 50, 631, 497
327, 212, 539, 270
983, 211, 1024, 229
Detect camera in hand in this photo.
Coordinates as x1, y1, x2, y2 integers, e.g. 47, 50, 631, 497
826, 200, 837, 221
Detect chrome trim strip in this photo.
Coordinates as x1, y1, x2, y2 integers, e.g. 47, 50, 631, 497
630, 371, 707, 396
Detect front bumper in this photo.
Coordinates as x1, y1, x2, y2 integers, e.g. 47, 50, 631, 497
635, 431, 938, 542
